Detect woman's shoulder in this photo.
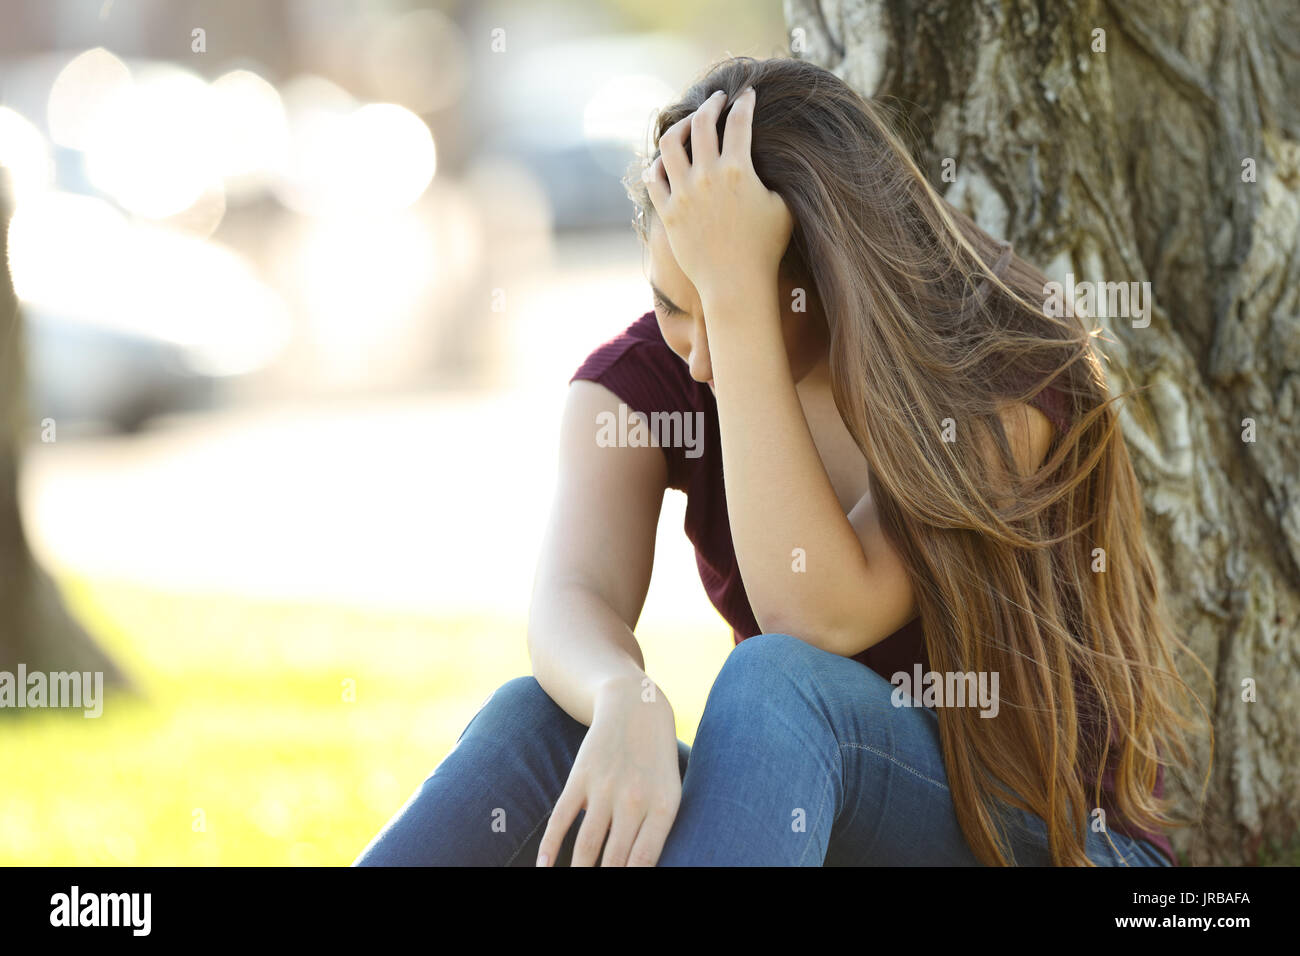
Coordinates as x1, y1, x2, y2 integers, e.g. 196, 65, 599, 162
994, 369, 1071, 474
572, 312, 686, 382
570, 310, 660, 373
996, 399, 1056, 475
569, 310, 710, 490
570, 311, 705, 407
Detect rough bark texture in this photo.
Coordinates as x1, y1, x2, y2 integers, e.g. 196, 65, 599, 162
786, 0, 1299, 864
0, 180, 131, 695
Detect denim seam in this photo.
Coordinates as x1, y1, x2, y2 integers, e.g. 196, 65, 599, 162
505, 808, 554, 866
841, 742, 950, 792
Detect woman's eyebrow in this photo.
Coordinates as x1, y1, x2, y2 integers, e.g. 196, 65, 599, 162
650, 282, 687, 315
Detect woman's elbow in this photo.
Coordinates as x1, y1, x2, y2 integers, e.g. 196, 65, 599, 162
752, 608, 867, 658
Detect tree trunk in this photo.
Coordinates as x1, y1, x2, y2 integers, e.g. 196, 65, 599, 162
0, 179, 132, 694
786, 0, 1299, 864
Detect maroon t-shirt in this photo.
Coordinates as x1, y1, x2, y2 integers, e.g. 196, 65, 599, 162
570, 309, 1175, 866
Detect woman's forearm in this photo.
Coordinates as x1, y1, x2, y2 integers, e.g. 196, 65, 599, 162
702, 283, 874, 649
526, 582, 664, 728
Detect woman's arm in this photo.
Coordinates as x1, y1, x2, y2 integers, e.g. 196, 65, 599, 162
702, 287, 916, 657
526, 380, 665, 725
705, 292, 1055, 659
642, 88, 912, 656
529, 379, 686, 866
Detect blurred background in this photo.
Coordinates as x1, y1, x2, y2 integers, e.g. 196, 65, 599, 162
0, 0, 788, 864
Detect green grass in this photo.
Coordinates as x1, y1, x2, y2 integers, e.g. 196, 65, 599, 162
0, 576, 728, 865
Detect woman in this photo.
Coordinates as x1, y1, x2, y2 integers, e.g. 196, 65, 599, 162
354, 56, 1210, 867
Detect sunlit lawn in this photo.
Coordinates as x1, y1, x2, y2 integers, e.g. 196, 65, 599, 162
0, 575, 728, 865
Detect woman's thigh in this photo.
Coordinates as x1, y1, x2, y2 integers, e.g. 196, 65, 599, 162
669, 632, 1167, 867
822, 648, 1167, 867
353, 675, 691, 866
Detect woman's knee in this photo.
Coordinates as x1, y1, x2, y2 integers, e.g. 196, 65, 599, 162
477, 675, 554, 716
704, 632, 839, 721
716, 633, 845, 697
460, 675, 571, 742
709, 631, 910, 740
728, 631, 828, 669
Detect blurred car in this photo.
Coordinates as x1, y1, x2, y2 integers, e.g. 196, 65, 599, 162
24, 307, 223, 433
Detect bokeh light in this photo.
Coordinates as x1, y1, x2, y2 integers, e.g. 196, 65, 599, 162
209, 69, 290, 196
8, 190, 290, 375
82, 63, 224, 220
275, 77, 436, 217
46, 47, 132, 152
274, 209, 437, 384
0, 106, 53, 202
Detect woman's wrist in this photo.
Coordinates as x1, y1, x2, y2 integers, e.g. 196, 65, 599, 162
699, 269, 782, 324
702, 288, 791, 392
594, 671, 674, 721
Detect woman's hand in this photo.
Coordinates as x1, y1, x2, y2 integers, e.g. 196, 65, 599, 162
535, 675, 682, 867
642, 87, 792, 309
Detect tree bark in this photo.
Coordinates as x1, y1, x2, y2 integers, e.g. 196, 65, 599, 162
0, 179, 131, 694
786, 0, 1300, 864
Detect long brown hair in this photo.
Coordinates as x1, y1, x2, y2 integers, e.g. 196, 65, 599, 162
627, 56, 1212, 866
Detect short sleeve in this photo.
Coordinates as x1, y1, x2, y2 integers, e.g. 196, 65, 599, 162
569, 310, 703, 491
1006, 365, 1071, 436
1028, 383, 1070, 434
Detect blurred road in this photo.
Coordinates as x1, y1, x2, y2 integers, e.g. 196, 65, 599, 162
19, 228, 726, 638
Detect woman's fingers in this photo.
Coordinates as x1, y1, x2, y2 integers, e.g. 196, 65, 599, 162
568, 801, 612, 867
642, 155, 669, 213
625, 804, 676, 867
598, 807, 643, 867
535, 785, 582, 866
657, 113, 692, 190
689, 89, 726, 167
722, 86, 756, 168
657, 89, 728, 190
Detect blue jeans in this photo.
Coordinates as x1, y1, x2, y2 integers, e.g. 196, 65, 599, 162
352, 633, 1172, 866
